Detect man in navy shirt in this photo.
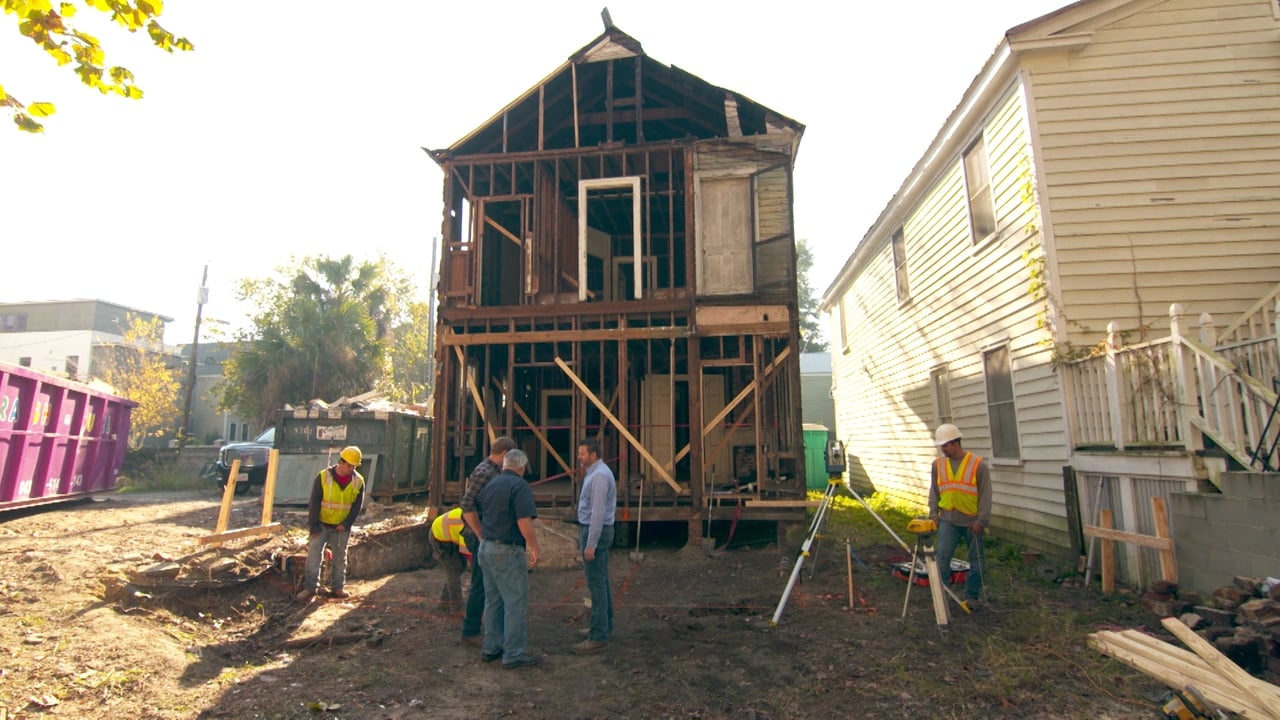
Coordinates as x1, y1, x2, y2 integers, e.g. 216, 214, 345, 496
474, 449, 542, 669
573, 437, 616, 654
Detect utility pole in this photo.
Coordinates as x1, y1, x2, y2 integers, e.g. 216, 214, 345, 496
177, 264, 209, 456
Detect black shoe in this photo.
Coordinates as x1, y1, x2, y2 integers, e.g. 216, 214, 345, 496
481, 650, 502, 663
502, 654, 542, 669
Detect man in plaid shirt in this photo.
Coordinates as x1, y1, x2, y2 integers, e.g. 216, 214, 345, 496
459, 436, 518, 646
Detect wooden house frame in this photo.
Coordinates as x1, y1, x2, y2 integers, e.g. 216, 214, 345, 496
424, 24, 808, 534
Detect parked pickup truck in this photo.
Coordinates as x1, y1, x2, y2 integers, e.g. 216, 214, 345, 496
214, 427, 275, 495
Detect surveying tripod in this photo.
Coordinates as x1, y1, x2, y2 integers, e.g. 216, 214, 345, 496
900, 518, 972, 630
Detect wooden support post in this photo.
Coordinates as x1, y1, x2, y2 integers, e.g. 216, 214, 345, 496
201, 455, 286, 546
260, 449, 279, 527
495, 378, 575, 480
1100, 509, 1116, 593
1151, 496, 1176, 582
214, 459, 240, 535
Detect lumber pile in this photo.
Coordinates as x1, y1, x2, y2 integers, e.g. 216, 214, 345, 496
1089, 616, 1280, 719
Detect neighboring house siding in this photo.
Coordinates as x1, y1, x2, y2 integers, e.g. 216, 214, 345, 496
1027, 0, 1280, 344
831, 85, 1071, 550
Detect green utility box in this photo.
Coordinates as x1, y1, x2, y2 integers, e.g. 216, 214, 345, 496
802, 424, 832, 490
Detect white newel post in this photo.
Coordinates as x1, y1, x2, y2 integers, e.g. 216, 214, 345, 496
1198, 311, 1217, 349
1169, 304, 1199, 453
1104, 321, 1125, 450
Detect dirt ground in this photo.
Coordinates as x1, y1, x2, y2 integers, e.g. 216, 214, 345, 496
0, 489, 1171, 719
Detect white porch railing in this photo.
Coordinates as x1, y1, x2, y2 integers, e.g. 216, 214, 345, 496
1063, 304, 1280, 472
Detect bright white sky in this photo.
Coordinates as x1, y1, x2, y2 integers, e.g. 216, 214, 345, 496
0, 0, 1069, 345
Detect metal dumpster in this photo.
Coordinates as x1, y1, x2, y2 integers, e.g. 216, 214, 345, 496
0, 362, 135, 511
272, 407, 431, 504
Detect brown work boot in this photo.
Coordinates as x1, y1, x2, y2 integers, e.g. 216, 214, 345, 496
461, 635, 483, 647
329, 588, 351, 599
294, 589, 315, 603
573, 639, 609, 655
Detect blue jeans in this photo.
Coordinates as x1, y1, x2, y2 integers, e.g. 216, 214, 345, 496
479, 540, 530, 662
461, 553, 485, 638
579, 524, 614, 642
935, 518, 984, 600
304, 525, 351, 592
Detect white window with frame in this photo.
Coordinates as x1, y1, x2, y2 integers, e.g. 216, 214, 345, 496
891, 227, 909, 305
838, 295, 850, 353
578, 177, 643, 301
963, 135, 996, 242
930, 365, 952, 425
982, 344, 1021, 460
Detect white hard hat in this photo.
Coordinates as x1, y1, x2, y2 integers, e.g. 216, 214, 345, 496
934, 424, 962, 447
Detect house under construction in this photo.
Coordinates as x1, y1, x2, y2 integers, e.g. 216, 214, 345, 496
425, 22, 808, 537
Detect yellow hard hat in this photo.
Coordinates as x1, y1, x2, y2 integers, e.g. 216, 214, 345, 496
340, 446, 363, 466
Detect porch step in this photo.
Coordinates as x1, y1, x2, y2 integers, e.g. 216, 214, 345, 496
1217, 471, 1280, 501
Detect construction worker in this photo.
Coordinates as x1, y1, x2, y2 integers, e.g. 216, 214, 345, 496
459, 436, 518, 646
297, 446, 365, 602
927, 424, 991, 608
430, 506, 472, 613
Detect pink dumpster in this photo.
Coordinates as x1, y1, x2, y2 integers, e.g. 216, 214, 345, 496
0, 362, 135, 511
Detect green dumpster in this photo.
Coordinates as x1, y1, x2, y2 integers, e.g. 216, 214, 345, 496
803, 424, 831, 490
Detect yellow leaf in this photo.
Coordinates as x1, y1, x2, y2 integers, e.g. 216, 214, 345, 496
137, 0, 162, 17
15, 113, 45, 133
58, 3, 75, 17
174, 36, 194, 52
0, 84, 6, 102
28, 101, 55, 117
46, 45, 72, 65
124, 85, 142, 100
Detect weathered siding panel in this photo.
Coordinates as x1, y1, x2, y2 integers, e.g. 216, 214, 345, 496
831, 85, 1069, 551
1027, 0, 1280, 343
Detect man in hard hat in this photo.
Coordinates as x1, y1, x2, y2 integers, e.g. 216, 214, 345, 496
928, 424, 991, 608
459, 436, 518, 646
430, 506, 472, 614
297, 445, 366, 602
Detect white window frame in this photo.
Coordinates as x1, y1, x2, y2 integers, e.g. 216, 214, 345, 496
578, 177, 642, 301
930, 365, 952, 425
982, 343, 1021, 461
962, 135, 997, 244
891, 227, 909, 306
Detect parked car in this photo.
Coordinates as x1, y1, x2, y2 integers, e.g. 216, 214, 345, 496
214, 427, 275, 495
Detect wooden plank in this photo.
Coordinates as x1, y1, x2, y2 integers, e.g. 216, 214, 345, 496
495, 378, 575, 481
455, 346, 496, 445
484, 214, 522, 246
214, 458, 240, 535
1082, 523, 1174, 551
1150, 496, 1177, 582
198, 522, 285, 547
695, 304, 791, 329
443, 325, 684, 346
744, 500, 820, 508
1161, 616, 1280, 716
1089, 631, 1271, 718
1100, 509, 1115, 594
554, 356, 684, 494
260, 449, 279, 527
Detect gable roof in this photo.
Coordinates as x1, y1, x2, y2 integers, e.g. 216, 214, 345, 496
427, 26, 803, 162
819, 0, 1150, 307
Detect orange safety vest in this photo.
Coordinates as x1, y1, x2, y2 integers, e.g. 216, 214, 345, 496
318, 468, 364, 526
431, 507, 471, 555
935, 452, 982, 517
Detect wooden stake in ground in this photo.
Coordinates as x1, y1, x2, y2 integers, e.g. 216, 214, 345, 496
201, 450, 284, 546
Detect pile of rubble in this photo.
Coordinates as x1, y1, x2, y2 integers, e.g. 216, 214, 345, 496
1139, 576, 1280, 680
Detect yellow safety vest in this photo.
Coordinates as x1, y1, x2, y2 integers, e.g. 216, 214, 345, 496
318, 468, 364, 526
431, 507, 470, 554
935, 452, 982, 517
